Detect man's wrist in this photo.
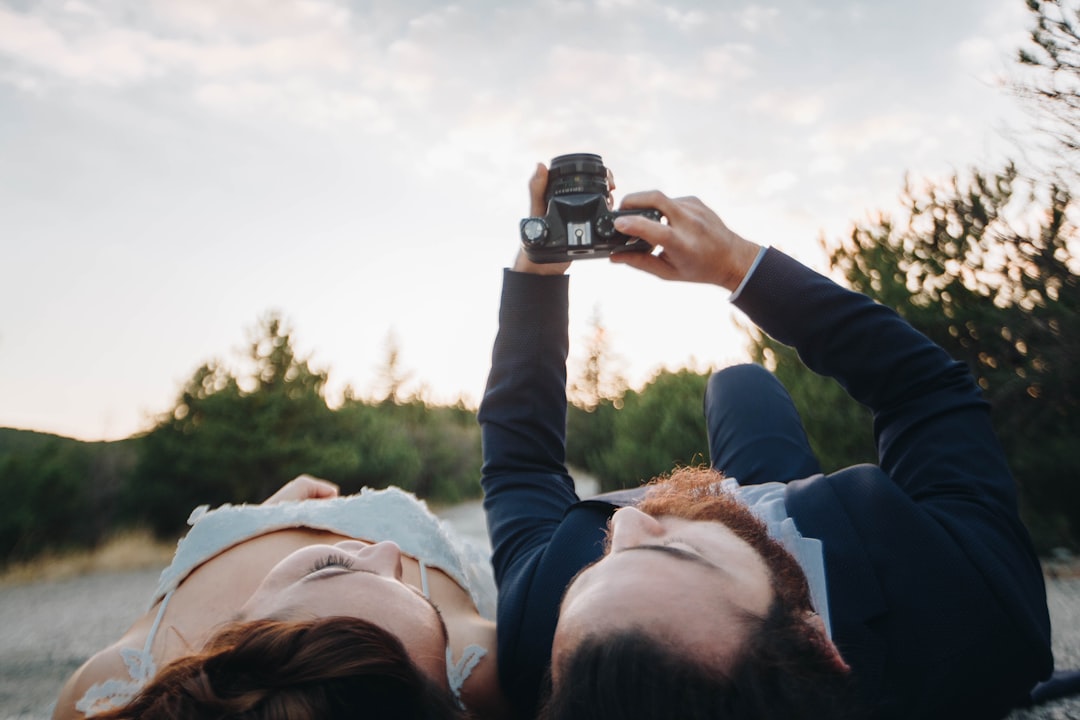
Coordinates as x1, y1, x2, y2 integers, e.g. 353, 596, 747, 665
512, 249, 570, 275
729, 245, 768, 302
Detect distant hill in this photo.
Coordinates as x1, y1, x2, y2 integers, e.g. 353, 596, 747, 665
0, 428, 144, 565
0, 427, 138, 457
0, 427, 141, 491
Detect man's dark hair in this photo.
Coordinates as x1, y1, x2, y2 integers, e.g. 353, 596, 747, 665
541, 596, 864, 720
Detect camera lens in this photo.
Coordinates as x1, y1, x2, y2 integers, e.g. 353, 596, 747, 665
547, 153, 609, 199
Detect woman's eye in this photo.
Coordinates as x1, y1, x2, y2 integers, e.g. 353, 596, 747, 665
307, 553, 356, 575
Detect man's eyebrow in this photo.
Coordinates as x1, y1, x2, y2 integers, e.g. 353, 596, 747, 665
563, 543, 724, 598
618, 543, 723, 570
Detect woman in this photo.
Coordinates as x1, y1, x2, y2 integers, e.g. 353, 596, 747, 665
52, 475, 507, 720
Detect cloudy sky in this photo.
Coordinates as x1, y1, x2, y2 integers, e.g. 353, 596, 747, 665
1, 0, 1038, 441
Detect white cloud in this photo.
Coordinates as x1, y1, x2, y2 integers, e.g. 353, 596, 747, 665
952, 0, 1029, 86
700, 45, 756, 79
193, 80, 389, 131
148, 0, 351, 37
757, 169, 798, 197
538, 0, 589, 17
664, 7, 708, 33
0, 7, 153, 85
408, 4, 464, 32
739, 5, 780, 33
597, 0, 641, 11
809, 153, 846, 175
750, 90, 824, 125
0, 2, 366, 95
811, 112, 927, 154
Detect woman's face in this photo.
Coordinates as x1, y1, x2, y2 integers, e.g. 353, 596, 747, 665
239, 540, 449, 685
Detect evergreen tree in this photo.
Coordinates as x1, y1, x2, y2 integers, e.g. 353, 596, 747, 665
588, 369, 711, 492
1014, 0, 1080, 180
567, 308, 627, 473
129, 313, 354, 535
742, 328, 876, 474
829, 164, 1079, 550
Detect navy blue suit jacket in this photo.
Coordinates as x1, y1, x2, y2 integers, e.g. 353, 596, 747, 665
479, 248, 1052, 719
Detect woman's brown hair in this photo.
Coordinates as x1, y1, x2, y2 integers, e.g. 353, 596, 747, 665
94, 616, 466, 720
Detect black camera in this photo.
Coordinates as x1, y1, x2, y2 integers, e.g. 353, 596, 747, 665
520, 153, 661, 263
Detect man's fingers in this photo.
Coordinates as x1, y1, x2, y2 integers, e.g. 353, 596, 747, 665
618, 189, 682, 221
529, 163, 548, 217
610, 250, 678, 280
614, 213, 670, 248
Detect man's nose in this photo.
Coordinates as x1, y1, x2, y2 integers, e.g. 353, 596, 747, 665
608, 506, 666, 550
335, 540, 404, 580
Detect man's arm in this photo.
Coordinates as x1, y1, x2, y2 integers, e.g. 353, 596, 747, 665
480, 163, 576, 589
736, 247, 1053, 713
480, 165, 613, 715
479, 266, 577, 587
612, 190, 1027, 521
613, 192, 1052, 709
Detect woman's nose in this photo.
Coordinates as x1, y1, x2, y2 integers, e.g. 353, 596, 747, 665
335, 540, 404, 580
608, 506, 666, 550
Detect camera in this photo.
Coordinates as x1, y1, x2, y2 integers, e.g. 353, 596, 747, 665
520, 153, 662, 263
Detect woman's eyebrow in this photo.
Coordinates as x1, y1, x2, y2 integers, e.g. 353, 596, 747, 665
409, 584, 451, 647
306, 569, 451, 647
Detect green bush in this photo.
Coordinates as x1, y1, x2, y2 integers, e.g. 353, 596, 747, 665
0, 431, 138, 567
579, 369, 711, 493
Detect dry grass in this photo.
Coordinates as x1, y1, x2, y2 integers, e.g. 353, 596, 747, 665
0, 530, 176, 587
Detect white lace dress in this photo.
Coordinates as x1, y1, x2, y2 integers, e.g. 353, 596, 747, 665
76, 484, 495, 715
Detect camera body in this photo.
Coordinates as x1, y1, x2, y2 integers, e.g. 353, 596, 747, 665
520, 153, 661, 263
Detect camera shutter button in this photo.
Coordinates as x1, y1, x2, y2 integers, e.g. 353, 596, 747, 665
521, 217, 549, 246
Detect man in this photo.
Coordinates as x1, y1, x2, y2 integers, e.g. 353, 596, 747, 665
479, 164, 1053, 719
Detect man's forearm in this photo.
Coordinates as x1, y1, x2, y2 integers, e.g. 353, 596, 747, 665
480, 269, 571, 477
479, 270, 579, 584
733, 247, 1032, 521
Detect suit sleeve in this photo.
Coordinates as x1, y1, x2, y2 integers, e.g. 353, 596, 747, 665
733, 248, 1034, 532
479, 269, 612, 716
734, 248, 1052, 708
479, 269, 579, 588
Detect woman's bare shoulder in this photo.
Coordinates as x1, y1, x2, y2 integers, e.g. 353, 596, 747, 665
52, 641, 136, 720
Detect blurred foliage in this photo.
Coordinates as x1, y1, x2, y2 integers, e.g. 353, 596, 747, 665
0, 431, 137, 564
1014, 0, 1080, 181
0, 312, 481, 565
733, 164, 1078, 552
128, 312, 482, 537
569, 369, 710, 494
743, 334, 877, 474
568, 307, 628, 410
825, 164, 1079, 552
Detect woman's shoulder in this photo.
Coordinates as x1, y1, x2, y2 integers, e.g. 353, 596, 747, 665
52, 638, 145, 719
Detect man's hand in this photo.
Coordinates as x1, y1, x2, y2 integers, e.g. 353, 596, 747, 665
609, 191, 762, 291
262, 475, 340, 504
512, 163, 571, 275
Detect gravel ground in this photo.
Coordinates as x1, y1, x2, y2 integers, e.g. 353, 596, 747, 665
2, 497, 1077, 719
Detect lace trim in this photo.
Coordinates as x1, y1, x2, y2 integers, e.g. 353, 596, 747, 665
74, 647, 156, 715
446, 643, 488, 708
75, 590, 173, 715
